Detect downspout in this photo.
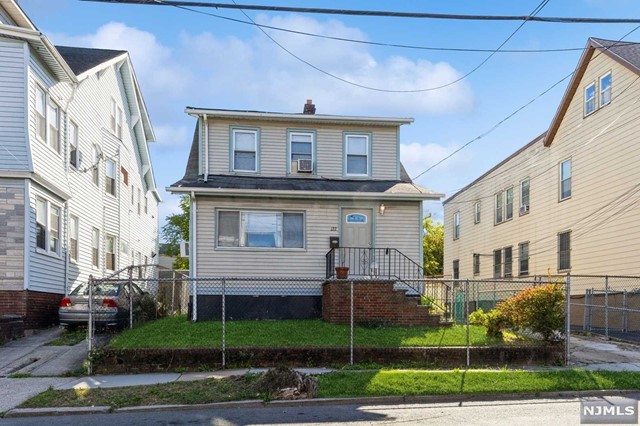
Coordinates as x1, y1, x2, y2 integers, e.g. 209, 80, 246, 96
203, 114, 209, 182
117, 147, 121, 272
64, 202, 69, 295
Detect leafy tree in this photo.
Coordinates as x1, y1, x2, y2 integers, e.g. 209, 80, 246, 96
422, 215, 444, 276
161, 194, 190, 270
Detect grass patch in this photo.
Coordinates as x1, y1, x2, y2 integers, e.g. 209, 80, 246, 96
46, 329, 86, 346
20, 375, 264, 409
8, 372, 32, 379
18, 369, 640, 409
109, 316, 502, 349
317, 370, 640, 397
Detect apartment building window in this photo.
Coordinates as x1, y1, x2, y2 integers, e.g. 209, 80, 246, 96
345, 133, 370, 176
520, 178, 530, 214
131, 184, 135, 205
452, 260, 459, 279
505, 187, 514, 221
600, 72, 612, 107
503, 246, 513, 278
558, 231, 571, 271
92, 145, 100, 187
493, 249, 502, 278
69, 215, 79, 262
69, 121, 80, 168
106, 235, 116, 271
495, 192, 503, 224
35, 86, 46, 140
121, 167, 128, 186
110, 98, 116, 132
560, 159, 572, 200
117, 107, 123, 139
137, 188, 141, 215
47, 101, 60, 152
217, 210, 304, 249
105, 159, 116, 196
92, 228, 100, 268
453, 211, 460, 240
144, 196, 148, 214
232, 128, 258, 172
584, 82, 596, 116
474, 201, 481, 224
35, 197, 60, 255
289, 131, 314, 173
519, 242, 529, 276
473, 253, 480, 275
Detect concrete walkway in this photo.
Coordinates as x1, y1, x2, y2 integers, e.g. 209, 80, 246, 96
569, 335, 640, 371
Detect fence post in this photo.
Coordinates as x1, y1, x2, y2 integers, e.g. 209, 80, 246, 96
350, 279, 354, 366
604, 276, 609, 339
583, 289, 588, 332
221, 278, 226, 370
192, 277, 198, 322
128, 266, 133, 329
465, 280, 470, 369
623, 290, 628, 332
171, 271, 176, 314
565, 273, 571, 366
87, 275, 94, 375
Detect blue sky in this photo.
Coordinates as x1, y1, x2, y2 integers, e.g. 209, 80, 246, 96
17, 0, 640, 227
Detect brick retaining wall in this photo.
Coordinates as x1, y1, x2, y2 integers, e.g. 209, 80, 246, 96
0, 290, 60, 329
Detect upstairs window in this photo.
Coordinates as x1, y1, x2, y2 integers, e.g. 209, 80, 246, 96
137, 188, 141, 215
106, 235, 116, 271
35, 86, 46, 140
345, 134, 370, 176
503, 246, 513, 278
117, 107, 123, 139
92, 145, 100, 187
69, 215, 79, 262
560, 159, 572, 200
47, 101, 60, 152
473, 253, 480, 275
495, 192, 503, 224
453, 211, 460, 240
520, 178, 530, 214
558, 231, 571, 271
452, 260, 459, 279
110, 98, 116, 132
474, 201, 481, 224
105, 159, 116, 196
69, 121, 80, 168
505, 187, 514, 221
217, 210, 304, 249
36, 197, 60, 255
232, 129, 258, 172
493, 249, 502, 278
519, 242, 529, 276
144, 196, 148, 214
92, 228, 100, 268
584, 82, 596, 116
289, 131, 314, 173
600, 72, 612, 107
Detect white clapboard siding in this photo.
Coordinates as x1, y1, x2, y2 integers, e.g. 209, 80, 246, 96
444, 49, 640, 280
207, 119, 399, 180
0, 39, 28, 170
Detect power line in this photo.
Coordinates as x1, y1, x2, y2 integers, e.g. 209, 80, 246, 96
83, 0, 640, 24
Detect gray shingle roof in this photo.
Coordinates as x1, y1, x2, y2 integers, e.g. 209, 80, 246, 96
591, 38, 640, 72
55, 46, 126, 75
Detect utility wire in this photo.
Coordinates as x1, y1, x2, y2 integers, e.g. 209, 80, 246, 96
83, 0, 640, 24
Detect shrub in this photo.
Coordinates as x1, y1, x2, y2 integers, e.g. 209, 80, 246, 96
469, 308, 486, 326
497, 283, 565, 341
420, 295, 435, 308
468, 308, 509, 338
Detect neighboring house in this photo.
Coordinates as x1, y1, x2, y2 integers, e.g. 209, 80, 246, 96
0, 0, 160, 328
168, 101, 442, 317
443, 37, 640, 280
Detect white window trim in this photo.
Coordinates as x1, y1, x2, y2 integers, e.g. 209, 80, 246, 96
35, 84, 47, 142
559, 158, 572, 201
69, 215, 79, 263
599, 71, 612, 107
504, 186, 514, 221
105, 234, 117, 271
474, 201, 481, 224
584, 81, 596, 116
105, 159, 117, 197
288, 131, 315, 174
231, 128, 259, 173
518, 241, 529, 276
519, 178, 530, 215
91, 227, 100, 269
110, 98, 117, 133
558, 231, 571, 272
453, 211, 460, 240
69, 120, 79, 169
495, 192, 504, 225
92, 145, 101, 187
46, 100, 60, 153
35, 196, 61, 257
216, 209, 306, 251
344, 133, 371, 177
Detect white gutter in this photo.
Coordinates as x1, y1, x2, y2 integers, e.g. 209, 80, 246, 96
203, 114, 209, 182
167, 186, 444, 201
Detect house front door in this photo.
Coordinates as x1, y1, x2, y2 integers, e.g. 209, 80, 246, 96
341, 208, 373, 248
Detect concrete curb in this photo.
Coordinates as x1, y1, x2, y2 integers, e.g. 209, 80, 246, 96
4, 389, 639, 417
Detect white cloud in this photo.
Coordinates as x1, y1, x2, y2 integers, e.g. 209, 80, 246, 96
153, 125, 191, 148
400, 142, 472, 180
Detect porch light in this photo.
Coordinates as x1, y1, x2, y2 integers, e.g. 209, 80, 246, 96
379, 203, 386, 216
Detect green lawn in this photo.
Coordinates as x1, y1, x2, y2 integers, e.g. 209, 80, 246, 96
109, 315, 503, 349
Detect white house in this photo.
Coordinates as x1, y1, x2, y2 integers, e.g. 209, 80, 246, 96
0, 0, 160, 328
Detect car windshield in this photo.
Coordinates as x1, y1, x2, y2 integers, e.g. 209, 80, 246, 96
70, 282, 121, 297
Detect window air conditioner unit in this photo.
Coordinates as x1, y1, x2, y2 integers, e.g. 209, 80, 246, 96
297, 159, 313, 172
520, 205, 529, 214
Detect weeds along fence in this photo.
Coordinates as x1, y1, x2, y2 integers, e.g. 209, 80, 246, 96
568, 275, 640, 343
85, 275, 567, 373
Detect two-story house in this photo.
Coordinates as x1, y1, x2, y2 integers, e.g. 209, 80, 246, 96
0, 0, 160, 328
443, 38, 640, 282
168, 101, 442, 318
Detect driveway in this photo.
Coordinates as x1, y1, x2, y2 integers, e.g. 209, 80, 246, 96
569, 334, 640, 371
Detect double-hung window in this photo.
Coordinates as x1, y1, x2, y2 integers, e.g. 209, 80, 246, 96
558, 231, 571, 271
345, 134, 369, 176
520, 178, 530, 214
585, 82, 596, 116
117, 107, 123, 139
232, 129, 258, 172
35, 86, 46, 140
35, 197, 60, 255
106, 235, 116, 271
217, 210, 304, 249
92, 145, 100, 187
474, 201, 481, 224
69, 215, 79, 262
137, 188, 141, 215
452, 260, 459, 279
92, 228, 100, 268
289, 131, 314, 173
560, 159, 572, 200
518, 242, 529, 276
505, 187, 514, 221
453, 211, 460, 240
473, 253, 480, 275
493, 249, 502, 278
503, 246, 513, 278
69, 121, 79, 168
495, 192, 503, 224
600, 72, 612, 107
110, 99, 117, 132
47, 101, 60, 152
105, 159, 116, 196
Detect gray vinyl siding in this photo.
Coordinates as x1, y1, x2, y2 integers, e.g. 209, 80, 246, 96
206, 119, 399, 180
195, 197, 421, 278
444, 49, 640, 284
0, 38, 29, 171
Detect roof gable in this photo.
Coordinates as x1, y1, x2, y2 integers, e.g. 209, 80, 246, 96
544, 37, 640, 147
55, 46, 127, 75
0, 0, 36, 30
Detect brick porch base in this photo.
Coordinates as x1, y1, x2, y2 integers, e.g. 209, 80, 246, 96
0, 290, 61, 329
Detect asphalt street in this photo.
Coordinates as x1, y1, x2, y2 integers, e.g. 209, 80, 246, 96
2, 394, 639, 426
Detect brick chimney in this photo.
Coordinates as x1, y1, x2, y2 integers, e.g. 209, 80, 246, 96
303, 99, 316, 115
